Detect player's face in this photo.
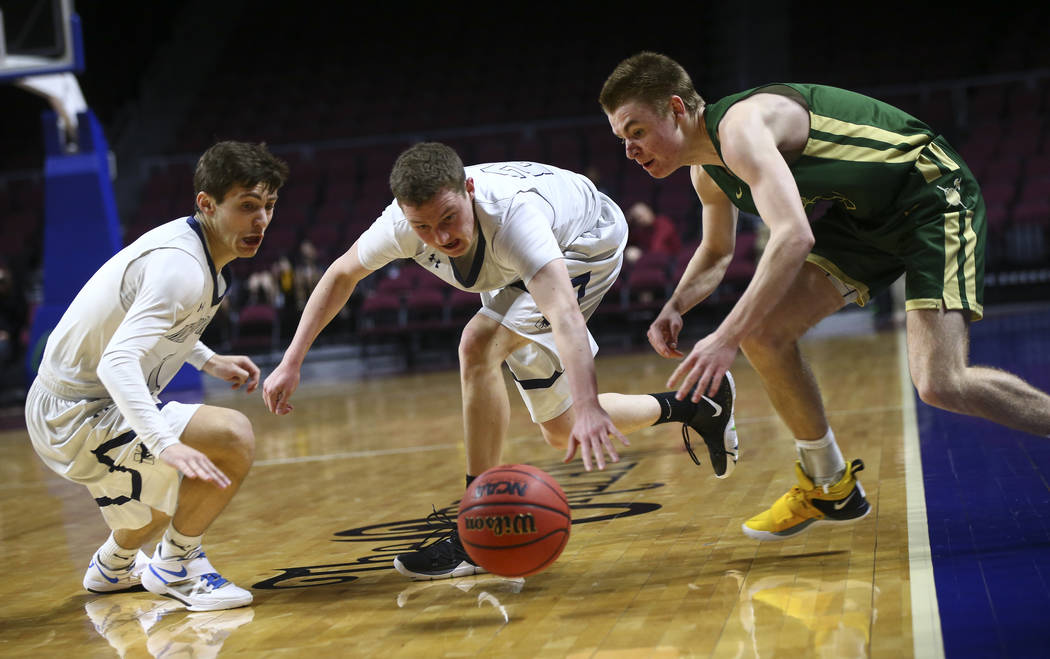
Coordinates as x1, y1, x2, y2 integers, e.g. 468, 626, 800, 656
607, 99, 682, 179
199, 182, 278, 264
402, 180, 477, 258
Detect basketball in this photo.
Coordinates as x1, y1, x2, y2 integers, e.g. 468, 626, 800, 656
457, 464, 572, 577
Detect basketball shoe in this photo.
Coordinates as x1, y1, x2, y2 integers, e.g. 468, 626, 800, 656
141, 545, 253, 611
394, 508, 485, 580
84, 549, 151, 593
742, 459, 870, 541
683, 371, 738, 478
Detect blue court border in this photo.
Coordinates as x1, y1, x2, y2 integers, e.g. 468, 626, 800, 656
916, 306, 1050, 658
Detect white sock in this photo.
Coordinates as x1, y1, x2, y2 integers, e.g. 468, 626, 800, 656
97, 532, 137, 570
160, 526, 203, 560
796, 428, 846, 487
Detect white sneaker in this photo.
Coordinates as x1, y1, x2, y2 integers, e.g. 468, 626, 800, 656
83, 549, 151, 593
140, 545, 253, 612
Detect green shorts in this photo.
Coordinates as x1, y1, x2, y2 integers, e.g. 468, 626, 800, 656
807, 138, 986, 320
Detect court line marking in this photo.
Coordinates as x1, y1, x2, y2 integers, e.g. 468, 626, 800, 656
253, 432, 548, 467
254, 442, 463, 466
251, 404, 905, 468
898, 326, 945, 659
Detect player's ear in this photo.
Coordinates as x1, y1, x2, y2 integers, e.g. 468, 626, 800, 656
196, 191, 216, 215
669, 95, 687, 119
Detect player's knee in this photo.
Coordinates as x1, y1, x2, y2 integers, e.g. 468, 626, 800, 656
539, 414, 572, 450
541, 426, 569, 450
740, 327, 792, 360
213, 410, 256, 464
458, 325, 497, 371
912, 371, 963, 411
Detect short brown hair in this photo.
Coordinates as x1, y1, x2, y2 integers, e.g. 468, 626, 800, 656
599, 52, 704, 116
389, 142, 466, 207
193, 141, 289, 203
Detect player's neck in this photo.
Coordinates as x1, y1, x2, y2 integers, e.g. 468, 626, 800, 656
194, 211, 234, 269
683, 107, 722, 167
450, 216, 482, 269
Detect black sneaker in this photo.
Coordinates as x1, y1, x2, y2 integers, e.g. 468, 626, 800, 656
683, 371, 738, 478
393, 508, 485, 580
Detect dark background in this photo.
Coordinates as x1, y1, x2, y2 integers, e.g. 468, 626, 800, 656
4, 2, 1048, 172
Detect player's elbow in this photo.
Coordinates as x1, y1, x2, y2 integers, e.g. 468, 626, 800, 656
96, 350, 139, 392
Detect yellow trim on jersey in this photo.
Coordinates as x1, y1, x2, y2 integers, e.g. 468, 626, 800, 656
916, 142, 962, 183
811, 114, 930, 147
943, 209, 980, 311
806, 136, 927, 164
906, 298, 984, 321
905, 298, 944, 312
805, 253, 871, 306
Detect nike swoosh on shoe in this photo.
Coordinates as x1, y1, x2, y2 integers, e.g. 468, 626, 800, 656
152, 565, 189, 580
833, 492, 856, 510
701, 395, 722, 416
91, 561, 120, 584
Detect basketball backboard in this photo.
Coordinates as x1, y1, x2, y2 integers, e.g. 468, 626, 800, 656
0, 0, 83, 81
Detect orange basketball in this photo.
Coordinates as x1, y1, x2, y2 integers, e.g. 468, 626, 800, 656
457, 464, 571, 577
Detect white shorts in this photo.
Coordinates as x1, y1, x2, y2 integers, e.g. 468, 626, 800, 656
25, 378, 201, 530
478, 194, 627, 422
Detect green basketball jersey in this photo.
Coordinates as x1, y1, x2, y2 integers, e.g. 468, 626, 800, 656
701, 83, 963, 220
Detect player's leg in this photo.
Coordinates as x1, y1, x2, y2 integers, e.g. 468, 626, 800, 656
393, 312, 531, 581
84, 509, 168, 594
898, 151, 1049, 434
906, 307, 1050, 435
540, 392, 662, 445
457, 312, 532, 475
140, 404, 255, 611
538, 380, 739, 477
739, 262, 845, 442
166, 405, 254, 537
23, 382, 171, 593
111, 509, 170, 549
739, 262, 869, 540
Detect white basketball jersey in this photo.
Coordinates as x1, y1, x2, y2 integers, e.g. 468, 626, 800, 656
356, 162, 625, 290
35, 217, 224, 452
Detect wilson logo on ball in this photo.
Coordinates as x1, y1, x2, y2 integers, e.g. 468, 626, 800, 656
462, 513, 538, 536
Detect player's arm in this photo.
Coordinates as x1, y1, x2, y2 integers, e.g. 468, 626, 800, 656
710, 97, 813, 347
647, 167, 738, 358
668, 167, 738, 311
262, 241, 375, 414
665, 96, 814, 399
526, 259, 628, 471
97, 252, 230, 486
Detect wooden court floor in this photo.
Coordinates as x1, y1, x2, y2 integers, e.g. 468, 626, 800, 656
0, 324, 923, 658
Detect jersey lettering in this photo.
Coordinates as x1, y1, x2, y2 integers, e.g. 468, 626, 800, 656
479, 162, 554, 179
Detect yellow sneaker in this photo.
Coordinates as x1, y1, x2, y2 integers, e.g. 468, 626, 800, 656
742, 459, 870, 541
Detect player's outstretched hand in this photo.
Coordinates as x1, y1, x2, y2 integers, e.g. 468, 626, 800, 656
159, 443, 230, 488
262, 362, 300, 415
562, 405, 630, 471
667, 331, 738, 401
648, 306, 685, 359
203, 354, 261, 392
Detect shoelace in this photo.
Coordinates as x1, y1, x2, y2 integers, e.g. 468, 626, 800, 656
201, 572, 229, 589
783, 486, 817, 513
410, 506, 460, 552
681, 425, 727, 466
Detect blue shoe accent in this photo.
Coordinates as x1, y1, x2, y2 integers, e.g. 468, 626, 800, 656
90, 560, 120, 584
151, 565, 189, 582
